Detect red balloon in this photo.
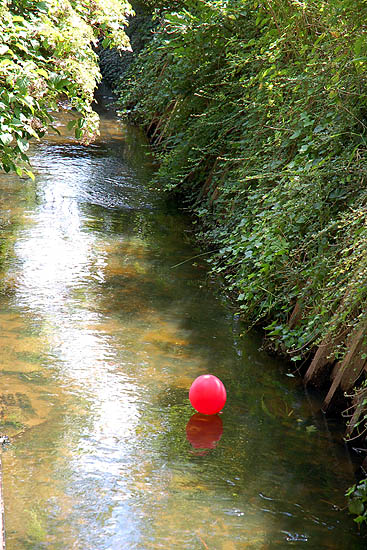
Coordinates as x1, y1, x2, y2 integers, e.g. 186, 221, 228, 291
186, 413, 223, 450
189, 374, 227, 415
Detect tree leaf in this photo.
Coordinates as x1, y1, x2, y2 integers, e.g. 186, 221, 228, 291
0, 133, 13, 145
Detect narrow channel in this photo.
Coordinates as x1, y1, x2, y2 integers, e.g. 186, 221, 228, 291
0, 90, 364, 549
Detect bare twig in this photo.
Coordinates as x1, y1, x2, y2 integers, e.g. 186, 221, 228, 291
170, 250, 220, 269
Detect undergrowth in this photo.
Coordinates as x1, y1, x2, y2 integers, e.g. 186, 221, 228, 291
119, 0, 367, 356
117, 0, 367, 443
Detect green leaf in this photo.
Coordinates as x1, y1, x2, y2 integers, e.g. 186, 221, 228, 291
17, 139, 29, 153
354, 515, 366, 524
348, 500, 364, 516
0, 133, 13, 146
49, 125, 61, 136
35, 68, 49, 78
24, 169, 35, 181
51, 76, 70, 92
353, 36, 365, 57
0, 59, 13, 67
306, 425, 317, 434
290, 129, 301, 140
36, 1, 48, 13
102, 37, 112, 49
67, 119, 77, 130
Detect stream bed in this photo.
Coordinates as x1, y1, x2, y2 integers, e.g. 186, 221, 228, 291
0, 92, 364, 549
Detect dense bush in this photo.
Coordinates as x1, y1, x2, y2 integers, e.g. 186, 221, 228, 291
118, 0, 367, 377
0, 0, 132, 177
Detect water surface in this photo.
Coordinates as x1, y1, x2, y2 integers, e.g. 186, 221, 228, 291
0, 93, 364, 549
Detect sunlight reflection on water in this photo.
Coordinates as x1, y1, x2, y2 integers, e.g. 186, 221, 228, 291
0, 102, 364, 549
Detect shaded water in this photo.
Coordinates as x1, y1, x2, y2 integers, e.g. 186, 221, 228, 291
0, 93, 364, 549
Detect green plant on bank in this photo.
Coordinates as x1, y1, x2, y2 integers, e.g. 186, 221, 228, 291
117, 0, 367, 518
0, 0, 132, 177
346, 479, 367, 528
118, 0, 367, 374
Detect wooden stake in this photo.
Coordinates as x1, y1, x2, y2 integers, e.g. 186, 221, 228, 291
323, 320, 367, 410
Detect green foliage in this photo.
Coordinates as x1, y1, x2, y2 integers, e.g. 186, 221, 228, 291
119, 0, 367, 521
118, 0, 367, 362
0, 0, 132, 176
346, 479, 367, 527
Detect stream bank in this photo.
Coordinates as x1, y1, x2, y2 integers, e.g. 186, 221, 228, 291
99, 1, 367, 457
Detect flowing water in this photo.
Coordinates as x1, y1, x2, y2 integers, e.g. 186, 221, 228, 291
0, 91, 365, 549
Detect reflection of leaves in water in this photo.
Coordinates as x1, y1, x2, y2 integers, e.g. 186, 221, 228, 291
305, 424, 317, 434
0, 392, 37, 435
26, 508, 47, 543
15, 392, 34, 412
1, 418, 23, 432
0, 392, 33, 412
0, 382, 55, 436
16, 351, 44, 365
18, 371, 49, 385
261, 394, 294, 421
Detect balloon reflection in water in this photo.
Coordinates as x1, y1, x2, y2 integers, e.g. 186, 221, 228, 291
186, 413, 223, 454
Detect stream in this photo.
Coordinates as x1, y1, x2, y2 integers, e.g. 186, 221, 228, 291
0, 90, 364, 549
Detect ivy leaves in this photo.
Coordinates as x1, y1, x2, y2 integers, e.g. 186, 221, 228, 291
346, 480, 367, 527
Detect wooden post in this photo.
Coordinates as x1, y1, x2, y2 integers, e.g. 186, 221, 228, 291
322, 320, 367, 410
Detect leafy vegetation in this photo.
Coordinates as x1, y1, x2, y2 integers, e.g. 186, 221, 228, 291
116, 0, 367, 513
118, 0, 367, 411
0, 0, 132, 177
346, 479, 367, 527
